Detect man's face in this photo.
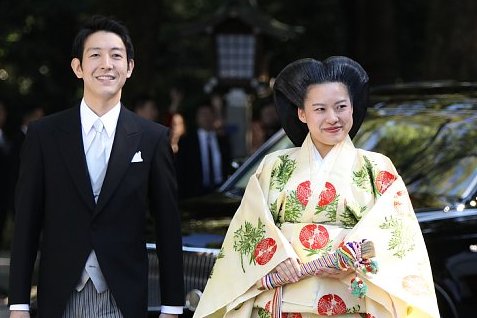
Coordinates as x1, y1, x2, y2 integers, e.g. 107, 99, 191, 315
196, 106, 215, 131
71, 31, 134, 106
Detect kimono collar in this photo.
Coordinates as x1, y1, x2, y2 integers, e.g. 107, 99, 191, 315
299, 132, 355, 170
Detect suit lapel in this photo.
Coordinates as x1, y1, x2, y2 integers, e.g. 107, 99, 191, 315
95, 106, 142, 214
56, 106, 96, 210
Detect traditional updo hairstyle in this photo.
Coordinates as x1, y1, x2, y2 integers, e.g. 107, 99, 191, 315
273, 56, 369, 146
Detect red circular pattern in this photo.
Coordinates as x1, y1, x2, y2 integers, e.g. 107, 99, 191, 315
299, 224, 329, 249
375, 171, 397, 194
254, 238, 277, 265
318, 182, 336, 207
317, 294, 347, 315
265, 301, 271, 312
296, 180, 312, 206
284, 313, 302, 318
265, 301, 303, 318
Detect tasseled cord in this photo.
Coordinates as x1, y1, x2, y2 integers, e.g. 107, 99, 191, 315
257, 239, 378, 299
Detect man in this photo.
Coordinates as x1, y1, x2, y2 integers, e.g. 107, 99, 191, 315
8, 16, 184, 318
132, 95, 159, 122
0, 101, 9, 249
176, 102, 231, 199
7, 106, 44, 214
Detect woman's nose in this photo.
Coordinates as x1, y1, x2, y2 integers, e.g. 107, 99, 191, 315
326, 109, 339, 123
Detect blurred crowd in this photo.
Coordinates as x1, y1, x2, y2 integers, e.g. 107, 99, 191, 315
0, 101, 45, 250
0, 87, 281, 250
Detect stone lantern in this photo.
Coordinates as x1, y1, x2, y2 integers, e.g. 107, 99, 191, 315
184, 0, 303, 157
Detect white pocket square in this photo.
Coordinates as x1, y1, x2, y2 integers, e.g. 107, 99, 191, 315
131, 151, 143, 163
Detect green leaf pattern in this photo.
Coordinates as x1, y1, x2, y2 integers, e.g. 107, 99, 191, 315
233, 218, 266, 272
304, 239, 334, 257
284, 190, 305, 223
346, 305, 361, 314
209, 247, 225, 278
269, 199, 281, 227
257, 307, 270, 318
379, 216, 416, 258
267, 152, 413, 261
315, 194, 340, 222
271, 155, 297, 191
353, 155, 379, 199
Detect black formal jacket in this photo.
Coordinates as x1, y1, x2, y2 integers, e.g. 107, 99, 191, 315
175, 129, 231, 199
9, 105, 184, 318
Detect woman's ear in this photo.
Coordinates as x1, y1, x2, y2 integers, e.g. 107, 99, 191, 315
298, 107, 307, 124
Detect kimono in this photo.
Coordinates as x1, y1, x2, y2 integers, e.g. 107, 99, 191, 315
193, 133, 440, 318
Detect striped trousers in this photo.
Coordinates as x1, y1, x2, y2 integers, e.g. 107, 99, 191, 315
62, 279, 123, 318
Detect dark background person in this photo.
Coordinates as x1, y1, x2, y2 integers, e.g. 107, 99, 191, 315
0, 101, 10, 250
8, 16, 184, 318
131, 95, 159, 122
250, 100, 281, 153
175, 101, 231, 199
7, 106, 45, 214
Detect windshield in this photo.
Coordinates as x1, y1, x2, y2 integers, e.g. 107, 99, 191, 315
232, 133, 294, 191
354, 111, 477, 208
227, 108, 477, 210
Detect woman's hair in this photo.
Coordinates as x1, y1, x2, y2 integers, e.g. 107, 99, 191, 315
273, 56, 369, 146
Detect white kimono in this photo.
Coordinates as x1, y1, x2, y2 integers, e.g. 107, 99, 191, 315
193, 134, 440, 318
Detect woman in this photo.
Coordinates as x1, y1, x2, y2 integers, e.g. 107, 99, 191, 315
193, 57, 439, 318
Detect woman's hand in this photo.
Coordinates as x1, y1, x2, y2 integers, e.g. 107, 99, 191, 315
274, 257, 302, 283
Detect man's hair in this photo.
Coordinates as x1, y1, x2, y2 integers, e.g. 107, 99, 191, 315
71, 15, 134, 62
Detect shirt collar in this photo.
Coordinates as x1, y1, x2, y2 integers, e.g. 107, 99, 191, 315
80, 99, 121, 137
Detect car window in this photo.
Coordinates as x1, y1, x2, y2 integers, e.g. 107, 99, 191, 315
226, 104, 477, 210
354, 110, 477, 209
232, 134, 294, 190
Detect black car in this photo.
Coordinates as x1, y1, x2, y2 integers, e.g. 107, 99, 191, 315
173, 81, 477, 318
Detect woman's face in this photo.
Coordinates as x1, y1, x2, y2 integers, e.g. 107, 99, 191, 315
298, 82, 353, 157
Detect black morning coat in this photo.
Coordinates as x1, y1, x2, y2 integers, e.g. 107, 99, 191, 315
9, 105, 184, 318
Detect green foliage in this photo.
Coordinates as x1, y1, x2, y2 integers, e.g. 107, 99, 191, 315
270, 155, 296, 191
2, 0, 477, 122
233, 218, 266, 272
